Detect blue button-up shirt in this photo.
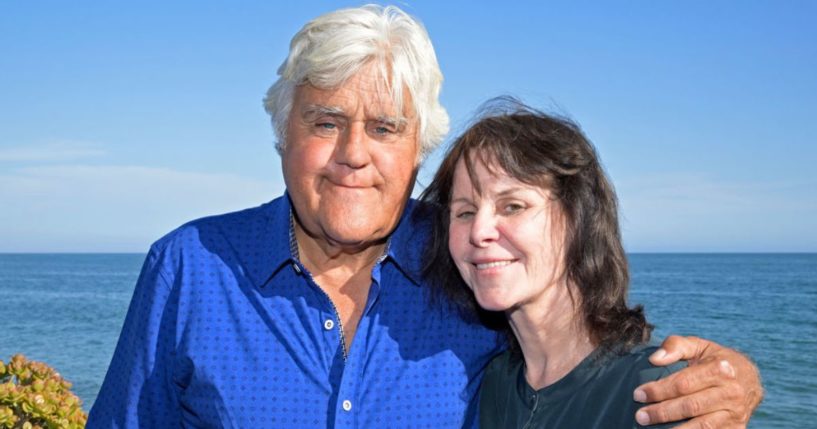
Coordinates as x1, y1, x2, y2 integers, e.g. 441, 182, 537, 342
88, 195, 504, 428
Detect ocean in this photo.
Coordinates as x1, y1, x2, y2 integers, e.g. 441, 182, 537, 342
1, 253, 814, 428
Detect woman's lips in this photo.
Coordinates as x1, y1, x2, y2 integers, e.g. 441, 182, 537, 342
473, 260, 516, 270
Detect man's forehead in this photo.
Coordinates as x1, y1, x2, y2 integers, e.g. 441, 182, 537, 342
294, 72, 415, 120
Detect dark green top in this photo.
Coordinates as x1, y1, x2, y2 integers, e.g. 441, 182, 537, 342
479, 344, 686, 429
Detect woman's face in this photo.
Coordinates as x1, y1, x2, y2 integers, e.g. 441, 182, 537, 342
448, 157, 567, 313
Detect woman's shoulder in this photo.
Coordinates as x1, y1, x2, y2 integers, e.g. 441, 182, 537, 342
571, 342, 688, 428
600, 341, 688, 386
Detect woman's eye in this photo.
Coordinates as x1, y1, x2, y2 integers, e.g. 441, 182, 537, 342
503, 203, 525, 214
454, 210, 475, 220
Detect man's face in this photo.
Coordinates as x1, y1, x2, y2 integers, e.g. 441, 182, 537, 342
283, 65, 420, 249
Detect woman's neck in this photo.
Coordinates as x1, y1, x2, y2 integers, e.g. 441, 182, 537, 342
507, 282, 595, 390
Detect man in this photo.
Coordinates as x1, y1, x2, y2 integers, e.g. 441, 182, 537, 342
88, 5, 761, 428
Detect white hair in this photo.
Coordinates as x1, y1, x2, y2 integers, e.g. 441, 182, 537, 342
263, 4, 449, 162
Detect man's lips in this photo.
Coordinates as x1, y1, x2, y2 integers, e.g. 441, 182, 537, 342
327, 180, 373, 189
325, 175, 376, 189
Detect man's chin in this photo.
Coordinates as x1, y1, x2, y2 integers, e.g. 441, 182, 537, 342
320, 222, 391, 249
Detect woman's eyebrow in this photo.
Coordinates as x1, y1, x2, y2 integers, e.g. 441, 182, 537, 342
448, 195, 475, 206
494, 187, 529, 197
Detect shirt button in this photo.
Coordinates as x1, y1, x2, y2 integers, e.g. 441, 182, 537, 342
324, 319, 335, 330
342, 400, 352, 411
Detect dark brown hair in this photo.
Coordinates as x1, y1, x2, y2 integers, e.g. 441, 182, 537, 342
419, 98, 652, 353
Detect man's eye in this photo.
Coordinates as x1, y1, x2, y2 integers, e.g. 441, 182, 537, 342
313, 122, 339, 136
368, 122, 398, 138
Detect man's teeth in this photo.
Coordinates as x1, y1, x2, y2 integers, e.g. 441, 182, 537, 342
476, 261, 513, 270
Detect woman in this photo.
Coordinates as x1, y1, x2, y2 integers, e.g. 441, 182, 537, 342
421, 99, 684, 428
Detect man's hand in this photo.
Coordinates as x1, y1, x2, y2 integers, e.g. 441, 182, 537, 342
633, 335, 763, 428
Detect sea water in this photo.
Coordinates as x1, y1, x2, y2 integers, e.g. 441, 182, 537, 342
1, 253, 814, 428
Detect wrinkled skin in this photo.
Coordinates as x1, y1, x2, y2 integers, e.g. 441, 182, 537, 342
635, 335, 763, 428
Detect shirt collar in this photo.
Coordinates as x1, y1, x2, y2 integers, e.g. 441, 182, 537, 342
242, 193, 299, 288
516, 346, 607, 406
382, 199, 429, 286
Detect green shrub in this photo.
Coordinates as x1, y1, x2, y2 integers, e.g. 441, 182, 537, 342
0, 354, 87, 429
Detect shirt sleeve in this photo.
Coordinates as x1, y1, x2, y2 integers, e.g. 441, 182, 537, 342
86, 246, 182, 428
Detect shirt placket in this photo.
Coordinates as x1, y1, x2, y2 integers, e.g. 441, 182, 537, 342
333, 263, 386, 429
287, 210, 388, 428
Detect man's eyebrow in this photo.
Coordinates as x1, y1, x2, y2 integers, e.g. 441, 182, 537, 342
300, 104, 346, 119
299, 105, 407, 127
374, 115, 407, 127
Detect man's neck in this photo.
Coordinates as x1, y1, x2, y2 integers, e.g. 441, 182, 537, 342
293, 221, 387, 277
293, 220, 386, 355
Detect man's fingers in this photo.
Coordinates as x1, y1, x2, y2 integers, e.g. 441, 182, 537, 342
669, 410, 737, 429
651, 335, 709, 366
639, 335, 761, 425
635, 385, 742, 426
635, 357, 733, 403
635, 392, 714, 425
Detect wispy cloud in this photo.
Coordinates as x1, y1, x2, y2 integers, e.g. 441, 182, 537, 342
0, 164, 284, 252
616, 173, 817, 251
618, 173, 816, 211
0, 140, 106, 162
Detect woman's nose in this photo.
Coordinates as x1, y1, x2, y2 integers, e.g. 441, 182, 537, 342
469, 209, 499, 247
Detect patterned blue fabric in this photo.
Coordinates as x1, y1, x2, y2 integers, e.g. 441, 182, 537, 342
87, 194, 504, 428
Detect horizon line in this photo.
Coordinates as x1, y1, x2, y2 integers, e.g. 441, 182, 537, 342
1, 251, 815, 255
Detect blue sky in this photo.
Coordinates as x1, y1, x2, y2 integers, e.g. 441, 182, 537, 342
2, 1, 815, 252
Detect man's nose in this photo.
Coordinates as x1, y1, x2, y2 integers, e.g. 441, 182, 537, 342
469, 209, 499, 247
335, 122, 371, 168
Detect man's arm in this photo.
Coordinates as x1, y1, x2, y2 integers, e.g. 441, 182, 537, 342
633, 336, 763, 428
86, 247, 182, 428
